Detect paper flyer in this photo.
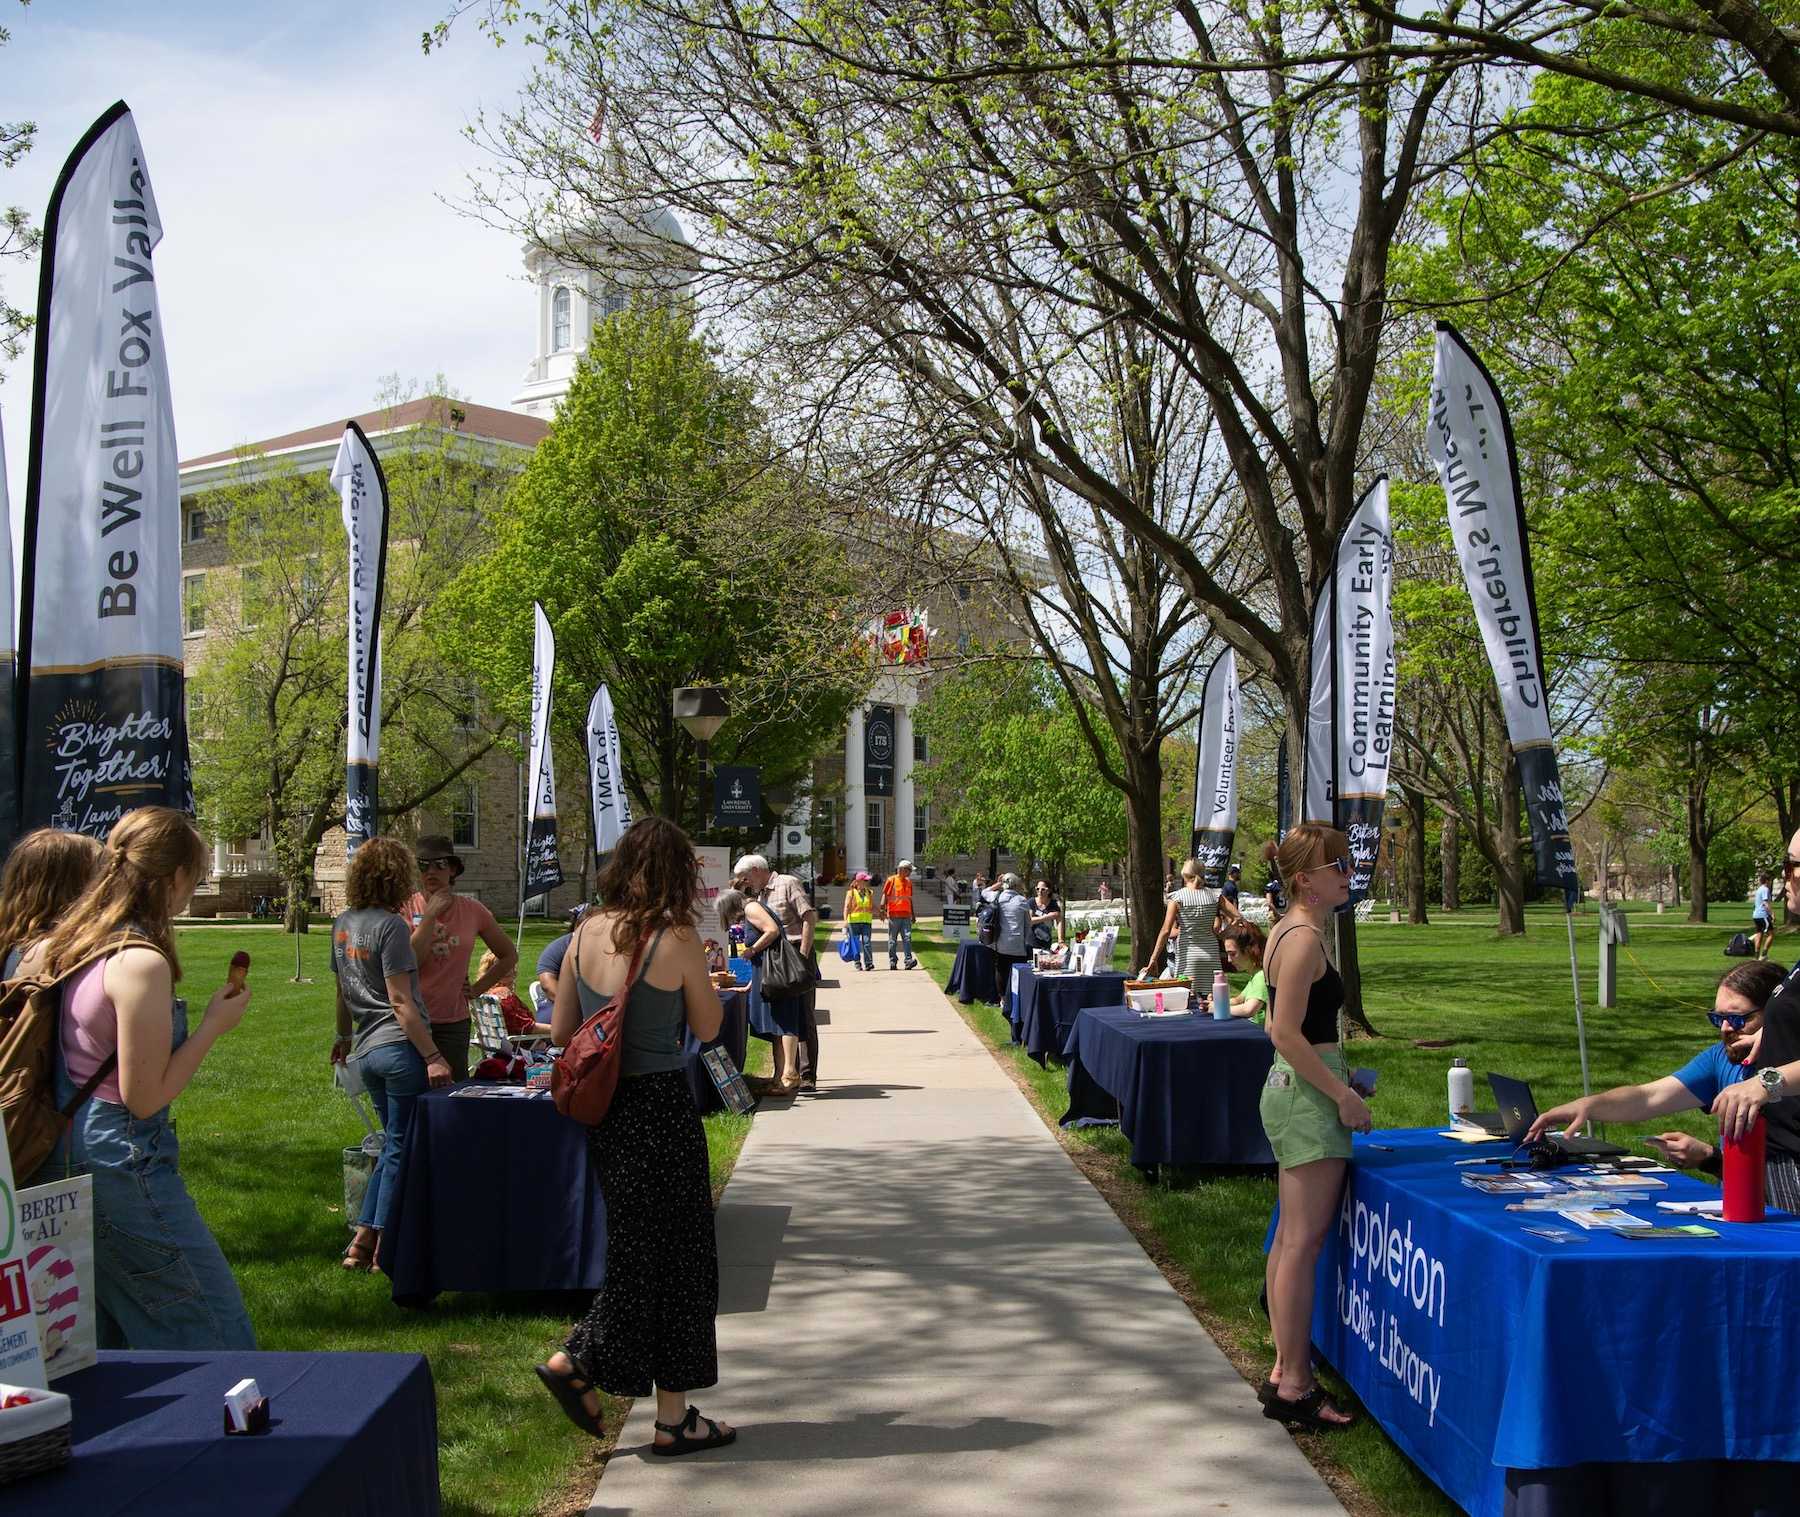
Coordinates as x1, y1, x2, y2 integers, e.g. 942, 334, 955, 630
0, 1130, 47, 1387
16, 1173, 95, 1380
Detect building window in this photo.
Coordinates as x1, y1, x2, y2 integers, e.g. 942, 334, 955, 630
866, 799, 884, 864
815, 797, 836, 846
185, 504, 208, 543
551, 286, 571, 351
913, 730, 927, 763
452, 675, 479, 734
450, 783, 479, 849
186, 688, 205, 736
598, 285, 627, 319
299, 557, 323, 614
914, 802, 929, 858
239, 564, 262, 629
182, 572, 205, 635
954, 582, 972, 603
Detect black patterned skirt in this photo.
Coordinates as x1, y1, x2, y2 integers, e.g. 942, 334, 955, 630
564, 1070, 719, 1396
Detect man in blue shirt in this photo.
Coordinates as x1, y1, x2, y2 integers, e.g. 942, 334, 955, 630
1221, 863, 1242, 908
1527, 959, 1786, 1166
1753, 871, 1775, 960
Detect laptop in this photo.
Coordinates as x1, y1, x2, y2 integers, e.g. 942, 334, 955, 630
1488, 1073, 1628, 1158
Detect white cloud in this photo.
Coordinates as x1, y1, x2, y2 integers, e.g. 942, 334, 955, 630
0, 4, 541, 512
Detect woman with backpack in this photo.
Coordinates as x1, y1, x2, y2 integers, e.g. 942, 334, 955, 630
0, 828, 103, 980
41, 806, 256, 1350
534, 816, 736, 1456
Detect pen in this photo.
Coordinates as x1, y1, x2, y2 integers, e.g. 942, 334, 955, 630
1454, 1157, 1501, 1165
1366, 1143, 1395, 1152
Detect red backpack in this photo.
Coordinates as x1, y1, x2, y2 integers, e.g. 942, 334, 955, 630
551, 924, 664, 1125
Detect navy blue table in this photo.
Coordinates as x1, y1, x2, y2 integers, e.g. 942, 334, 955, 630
1060, 1006, 1274, 1168
12, 1349, 438, 1515
1013, 968, 1128, 1063
380, 1085, 605, 1304
1307, 1129, 1800, 1517
683, 988, 748, 1113
946, 940, 1001, 1004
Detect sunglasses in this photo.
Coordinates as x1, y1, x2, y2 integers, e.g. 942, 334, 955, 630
1323, 855, 1351, 876
416, 855, 456, 871
1708, 1011, 1754, 1031
1784, 856, 1800, 875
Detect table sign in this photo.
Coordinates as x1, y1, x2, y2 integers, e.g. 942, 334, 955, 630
942, 905, 971, 943
16, 1174, 95, 1381
0, 1132, 46, 1387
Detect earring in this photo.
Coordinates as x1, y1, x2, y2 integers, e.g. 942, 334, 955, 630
1305, 890, 1320, 907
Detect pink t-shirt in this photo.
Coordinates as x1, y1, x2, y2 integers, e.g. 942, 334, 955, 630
61, 957, 125, 1105
405, 892, 499, 1023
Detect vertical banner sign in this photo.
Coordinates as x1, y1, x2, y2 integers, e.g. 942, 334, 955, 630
1189, 648, 1239, 886
0, 413, 17, 856
17, 102, 190, 838
17, 1173, 96, 1382
863, 703, 895, 797
331, 422, 387, 855
1427, 324, 1580, 909
1276, 733, 1291, 840
1329, 478, 1397, 903
0, 1129, 47, 1388
712, 763, 762, 830
524, 602, 563, 897
585, 682, 630, 865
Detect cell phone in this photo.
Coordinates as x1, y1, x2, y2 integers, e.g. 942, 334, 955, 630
1351, 1067, 1378, 1098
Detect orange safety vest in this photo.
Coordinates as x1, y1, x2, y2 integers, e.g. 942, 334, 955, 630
883, 874, 914, 918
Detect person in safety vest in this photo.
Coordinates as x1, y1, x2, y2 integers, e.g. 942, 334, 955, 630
844, 872, 876, 972
882, 861, 919, 970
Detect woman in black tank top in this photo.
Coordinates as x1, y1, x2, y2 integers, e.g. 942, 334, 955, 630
1257, 826, 1371, 1433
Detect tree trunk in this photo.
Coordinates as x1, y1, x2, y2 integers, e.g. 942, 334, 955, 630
1495, 753, 1526, 936
1403, 785, 1429, 925
1686, 777, 1710, 924
1122, 744, 1166, 974
1441, 812, 1460, 913
284, 875, 309, 934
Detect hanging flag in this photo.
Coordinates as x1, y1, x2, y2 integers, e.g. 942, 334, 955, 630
1300, 479, 1398, 902
16, 103, 190, 839
1189, 647, 1238, 886
0, 411, 18, 855
585, 681, 631, 864
1427, 323, 1580, 909
331, 422, 387, 855
524, 602, 563, 897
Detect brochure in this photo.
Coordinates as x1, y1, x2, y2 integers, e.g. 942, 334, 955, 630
1655, 1198, 1725, 1217
1439, 1127, 1508, 1144
1617, 1224, 1719, 1240
1558, 1207, 1648, 1230
450, 1084, 545, 1099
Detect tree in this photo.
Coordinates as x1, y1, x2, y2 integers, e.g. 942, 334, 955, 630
191, 394, 512, 927
1, 2, 38, 368
435, 303, 867, 831
912, 659, 1127, 885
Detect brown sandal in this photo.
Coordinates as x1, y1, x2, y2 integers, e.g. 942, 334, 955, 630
342, 1232, 378, 1272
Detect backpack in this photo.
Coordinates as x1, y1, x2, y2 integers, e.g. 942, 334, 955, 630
1724, 932, 1755, 958
551, 923, 662, 1126
0, 934, 164, 1180
977, 897, 1001, 946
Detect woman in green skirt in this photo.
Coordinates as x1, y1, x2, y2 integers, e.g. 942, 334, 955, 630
1258, 824, 1371, 1432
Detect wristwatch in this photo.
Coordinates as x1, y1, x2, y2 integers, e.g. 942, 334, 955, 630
1759, 1066, 1788, 1100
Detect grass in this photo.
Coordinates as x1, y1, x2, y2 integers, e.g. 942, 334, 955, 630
916, 902, 1770, 1517
168, 922, 765, 1517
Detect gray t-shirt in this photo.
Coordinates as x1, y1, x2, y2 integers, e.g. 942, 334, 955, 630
986, 888, 1032, 956
333, 907, 422, 1058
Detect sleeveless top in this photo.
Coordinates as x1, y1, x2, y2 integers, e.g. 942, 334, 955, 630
1265, 925, 1343, 1047
1172, 887, 1219, 975
574, 925, 688, 1076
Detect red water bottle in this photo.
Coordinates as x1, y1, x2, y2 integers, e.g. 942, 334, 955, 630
1722, 1114, 1766, 1222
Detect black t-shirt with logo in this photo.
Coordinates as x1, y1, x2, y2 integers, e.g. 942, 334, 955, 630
1753, 956, 1800, 1158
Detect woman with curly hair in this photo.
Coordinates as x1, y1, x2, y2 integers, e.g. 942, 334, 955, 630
534, 816, 736, 1457
0, 827, 103, 978
44, 806, 255, 1349
331, 835, 447, 1272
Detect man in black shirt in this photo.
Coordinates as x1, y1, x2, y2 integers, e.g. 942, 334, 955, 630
1712, 826, 1800, 1208
1221, 864, 1242, 908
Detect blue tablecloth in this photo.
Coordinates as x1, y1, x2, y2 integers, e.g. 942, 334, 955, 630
1308, 1129, 1800, 1517
1060, 1005, 1274, 1167
683, 988, 748, 1113
381, 1085, 605, 1304
1012, 969, 1128, 1062
946, 940, 1001, 1004
12, 1350, 438, 1516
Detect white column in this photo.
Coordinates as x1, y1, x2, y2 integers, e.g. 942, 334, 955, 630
845, 704, 867, 876
894, 700, 915, 862
213, 837, 229, 876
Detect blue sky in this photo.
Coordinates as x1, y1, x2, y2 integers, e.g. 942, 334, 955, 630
0, 0, 539, 507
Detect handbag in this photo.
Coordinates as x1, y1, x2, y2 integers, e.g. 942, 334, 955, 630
837, 935, 857, 964
760, 931, 812, 997
550, 924, 662, 1126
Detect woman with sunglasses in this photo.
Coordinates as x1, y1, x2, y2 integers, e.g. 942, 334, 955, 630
1258, 825, 1369, 1433
1527, 959, 1785, 1169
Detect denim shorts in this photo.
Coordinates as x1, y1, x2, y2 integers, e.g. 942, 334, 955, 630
1259, 1045, 1353, 1168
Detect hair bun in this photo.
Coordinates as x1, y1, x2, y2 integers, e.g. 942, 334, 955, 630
1260, 840, 1280, 863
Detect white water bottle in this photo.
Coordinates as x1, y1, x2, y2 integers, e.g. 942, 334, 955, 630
1212, 970, 1231, 1020
1448, 1058, 1474, 1124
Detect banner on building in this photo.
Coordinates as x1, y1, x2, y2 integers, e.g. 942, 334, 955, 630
1427, 323, 1580, 909
585, 682, 630, 865
0, 412, 17, 856
17, 1173, 95, 1382
712, 764, 761, 830
863, 703, 895, 797
17, 101, 190, 839
331, 422, 387, 854
1189, 647, 1239, 886
524, 602, 562, 897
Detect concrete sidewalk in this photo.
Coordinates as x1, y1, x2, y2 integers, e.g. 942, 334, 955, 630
587, 959, 1344, 1515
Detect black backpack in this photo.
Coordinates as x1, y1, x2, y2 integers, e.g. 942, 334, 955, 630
977, 898, 1001, 946
1724, 932, 1754, 958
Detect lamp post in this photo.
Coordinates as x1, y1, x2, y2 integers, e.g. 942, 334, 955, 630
673, 686, 729, 828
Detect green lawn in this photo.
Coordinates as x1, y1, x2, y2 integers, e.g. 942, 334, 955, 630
168, 923, 763, 1517
915, 903, 1771, 1517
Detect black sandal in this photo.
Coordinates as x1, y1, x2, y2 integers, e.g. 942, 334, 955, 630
653, 1405, 737, 1456
1256, 1378, 1280, 1407
1263, 1384, 1356, 1432
535, 1361, 606, 1438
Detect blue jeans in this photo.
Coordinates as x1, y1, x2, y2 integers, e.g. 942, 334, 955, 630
848, 922, 873, 969
351, 1040, 429, 1233
889, 917, 915, 966
72, 1096, 257, 1352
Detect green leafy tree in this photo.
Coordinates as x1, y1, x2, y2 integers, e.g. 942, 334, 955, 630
434, 303, 865, 833
1, 2, 39, 368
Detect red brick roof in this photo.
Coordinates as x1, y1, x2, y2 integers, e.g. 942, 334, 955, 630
180, 397, 548, 469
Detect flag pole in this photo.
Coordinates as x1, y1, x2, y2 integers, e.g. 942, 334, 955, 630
1565, 908, 1592, 1096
